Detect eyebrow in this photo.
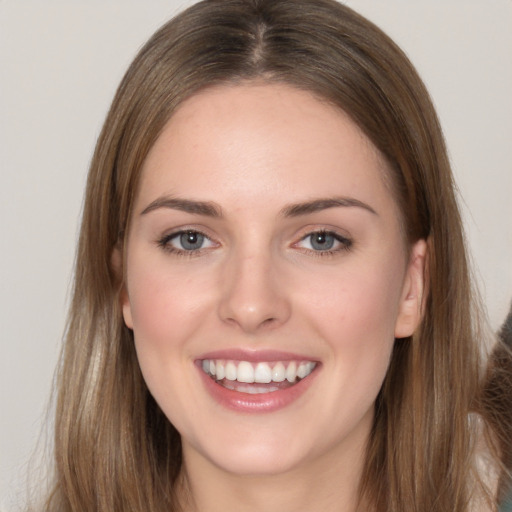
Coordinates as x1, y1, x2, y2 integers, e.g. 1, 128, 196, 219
140, 195, 377, 218
140, 197, 223, 217
281, 197, 377, 217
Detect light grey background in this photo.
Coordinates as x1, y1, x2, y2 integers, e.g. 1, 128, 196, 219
1, 1, 511, 508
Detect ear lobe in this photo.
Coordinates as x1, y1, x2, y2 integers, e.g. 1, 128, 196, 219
111, 246, 133, 329
121, 292, 134, 329
394, 238, 428, 339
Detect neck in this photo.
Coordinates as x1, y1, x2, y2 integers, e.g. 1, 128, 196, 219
177, 424, 370, 512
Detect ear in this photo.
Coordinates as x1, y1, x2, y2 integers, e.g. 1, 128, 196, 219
111, 246, 133, 329
394, 238, 428, 339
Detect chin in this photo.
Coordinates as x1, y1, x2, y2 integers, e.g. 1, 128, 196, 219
183, 427, 312, 477
208, 448, 304, 477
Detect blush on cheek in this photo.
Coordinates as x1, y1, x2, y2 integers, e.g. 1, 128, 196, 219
321, 272, 401, 367
127, 265, 184, 338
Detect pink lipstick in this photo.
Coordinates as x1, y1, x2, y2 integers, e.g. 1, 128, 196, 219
196, 350, 319, 413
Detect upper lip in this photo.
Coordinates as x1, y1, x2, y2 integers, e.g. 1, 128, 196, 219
196, 348, 318, 363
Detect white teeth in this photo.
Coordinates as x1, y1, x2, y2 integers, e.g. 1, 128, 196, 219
237, 361, 255, 383
225, 361, 237, 381
286, 361, 297, 383
297, 362, 309, 379
272, 362, 286, 382
254, 362, 272, 383
223, 382, 280, 394
201, 359, 316, 384
216, 361, 225, 380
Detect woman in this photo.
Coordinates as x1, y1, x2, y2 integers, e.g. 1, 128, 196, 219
41, 0, 511, 510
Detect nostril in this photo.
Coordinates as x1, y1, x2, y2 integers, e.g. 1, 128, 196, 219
217, 266, 292, 332
222, 314, 277, 331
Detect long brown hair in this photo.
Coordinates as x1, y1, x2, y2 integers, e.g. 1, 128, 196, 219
43, 1, 511, 510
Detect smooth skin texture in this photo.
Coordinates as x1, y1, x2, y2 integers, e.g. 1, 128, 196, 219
121, 83, 427, 512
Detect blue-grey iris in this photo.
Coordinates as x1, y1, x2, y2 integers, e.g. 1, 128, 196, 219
181, 231, 205, 250
310, 232, 335, 250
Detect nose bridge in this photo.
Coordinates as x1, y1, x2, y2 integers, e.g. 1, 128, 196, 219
218, 241, 291, 333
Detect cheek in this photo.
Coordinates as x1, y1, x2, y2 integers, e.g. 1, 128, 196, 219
124, 258, 219, 426
300, 258, 405, 378
126, 258, 211, 341
307, 260, 403, 330
123, 255, 218, 396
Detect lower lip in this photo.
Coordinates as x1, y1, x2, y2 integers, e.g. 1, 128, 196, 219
197, 365, 318, 413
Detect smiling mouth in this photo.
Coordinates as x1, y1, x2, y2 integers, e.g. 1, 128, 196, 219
200, 359, 317, 394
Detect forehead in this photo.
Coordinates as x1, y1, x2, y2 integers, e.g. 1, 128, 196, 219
137, 83, 394, 217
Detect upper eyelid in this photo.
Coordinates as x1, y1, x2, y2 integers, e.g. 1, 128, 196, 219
292, 224, 352, 241
164, 229, 211, 241
159, 225, 215, 240
295, 231, 351, 245
299, 229, 350, 240
158, 227, 216, 248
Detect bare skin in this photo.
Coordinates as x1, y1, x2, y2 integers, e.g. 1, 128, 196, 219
121, 83, 426, 512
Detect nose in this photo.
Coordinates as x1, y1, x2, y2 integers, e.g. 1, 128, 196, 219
217, 248, 292, 333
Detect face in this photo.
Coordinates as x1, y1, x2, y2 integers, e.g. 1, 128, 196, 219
121, 83, 426, 478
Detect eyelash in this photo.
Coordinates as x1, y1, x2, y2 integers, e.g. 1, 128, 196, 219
294, 230, 353, 257
156, 229, 353, 258
157, 229, 215, 258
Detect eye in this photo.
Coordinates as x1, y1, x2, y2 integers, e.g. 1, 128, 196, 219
158, 229, 215, 254
296, 230, 352, 253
